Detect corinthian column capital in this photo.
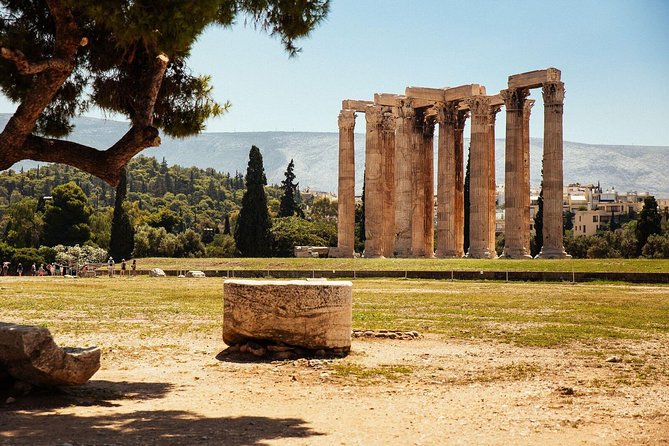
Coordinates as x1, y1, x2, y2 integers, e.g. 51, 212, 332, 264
542, 81, 565, 106
500, 88, 530, 111
338, 109, 356, 130
435, 101, 458, 127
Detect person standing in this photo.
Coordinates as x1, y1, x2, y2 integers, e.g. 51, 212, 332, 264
131, 259, 137, 276
121, 259, 127, 276
31, 263, 36, 276
17, 263, 23, 277
108, 257, 115, 277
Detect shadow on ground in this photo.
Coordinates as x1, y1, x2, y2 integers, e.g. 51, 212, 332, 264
1, 379, 323, 445
0, 410, 323, 445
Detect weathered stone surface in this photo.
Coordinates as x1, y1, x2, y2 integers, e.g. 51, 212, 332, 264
149, 268, 166, 277
223, 279, 352, 351
0, 322, 100, 387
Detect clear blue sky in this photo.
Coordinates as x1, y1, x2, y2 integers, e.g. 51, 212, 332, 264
2, 0, 668, 145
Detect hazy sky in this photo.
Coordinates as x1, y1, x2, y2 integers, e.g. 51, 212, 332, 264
2, 0, 668, 145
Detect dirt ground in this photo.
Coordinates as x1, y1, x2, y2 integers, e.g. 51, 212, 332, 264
1, 331, 669, 446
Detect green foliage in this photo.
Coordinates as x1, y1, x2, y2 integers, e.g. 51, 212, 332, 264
54, 244, 108, 268
564, 221, 643, 259
0, 197, 42, 248
234, 146, 273, 257
636, 197, 662, 255
42, 182, 92, 246
0, 0, 329, 138
206, 234, 236, 258
271, 216, 328, 257
309, 196, 337, 221
641, 234, 669, 259
109, 168, 135, 259
278, 159, 304, 217
563, 210, 574, 233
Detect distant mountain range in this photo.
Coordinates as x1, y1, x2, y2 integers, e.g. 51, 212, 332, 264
2, 114, 669, 197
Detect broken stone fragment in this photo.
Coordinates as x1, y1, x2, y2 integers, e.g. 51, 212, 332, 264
0, 322, 100, 387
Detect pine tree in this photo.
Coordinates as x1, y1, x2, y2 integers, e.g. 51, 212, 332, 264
463, 146, 471, 254
279, 159, 304, 217
234, 146, 272, 257
109, 168, 135, 260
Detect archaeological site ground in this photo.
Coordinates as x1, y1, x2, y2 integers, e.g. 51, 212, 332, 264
1, 268, 668, 445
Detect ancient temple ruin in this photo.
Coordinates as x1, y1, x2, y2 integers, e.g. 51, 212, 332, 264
330, 68, 570, 259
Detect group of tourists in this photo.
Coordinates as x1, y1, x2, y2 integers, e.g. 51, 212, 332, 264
0, 261, 75, 277
107, 257, 137, 277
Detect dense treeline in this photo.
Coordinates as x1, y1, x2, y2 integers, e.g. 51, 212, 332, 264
0, 154, 339, 268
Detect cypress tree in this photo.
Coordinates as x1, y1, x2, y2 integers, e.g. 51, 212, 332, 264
463, 146, 471, 254
533, 179, 544, 257
109, 167, 135, 260
234, 146, 272, 257
636, 196, 662, 255
279, 159, 304, 217
223, 214, 231, 235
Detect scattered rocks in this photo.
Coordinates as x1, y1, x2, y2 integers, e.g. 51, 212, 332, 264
557, 386, 575, 396
605, 356, 622, 363
149, 268, 166, 277
0, 322, 100, 387
219, 340, 349, 361
352, 329, 422, 340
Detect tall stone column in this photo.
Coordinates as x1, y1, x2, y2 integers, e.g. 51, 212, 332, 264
522, 100, 534, 254
381, 110, 396, 257
364, 105, 384, 258
464, 96, 493, 258
394, 101, 415, 257
487, 105, 501, 258
422, 115, 436, 258
436, 102, 459, 257
410, 109, 426, 257
501, 88, 531, 258
332, 109, 356, 258
538, 82, 571, 259
454, 110, 468, 257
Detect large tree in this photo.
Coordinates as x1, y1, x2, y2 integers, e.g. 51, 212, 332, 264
278, 158, 303, 218
0, 1, 329, 185
42, 181, 91, 246
234, 145, 272, 257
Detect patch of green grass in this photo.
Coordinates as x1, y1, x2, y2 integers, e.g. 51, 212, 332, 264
330, 363, 414, 381
446, 362, 542, 385
1, 277, 667, 350
131, 257, 669, 274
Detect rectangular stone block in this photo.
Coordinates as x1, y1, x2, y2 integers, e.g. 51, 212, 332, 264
508, 68, 561, 89
223, 279, 352, 351
342, 99, 373, 112
374, 93, 403, 107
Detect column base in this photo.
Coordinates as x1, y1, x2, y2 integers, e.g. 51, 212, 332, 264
328, 247, 355, 258
436, 250, 465, 258
465, 248, 496, 259
501, 248, 533, 259
535, 247, 572, 259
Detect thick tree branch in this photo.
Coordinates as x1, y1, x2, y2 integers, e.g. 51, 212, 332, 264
0, 47, 74, 75
135, 54, 169, 126
14, 125, 161, 186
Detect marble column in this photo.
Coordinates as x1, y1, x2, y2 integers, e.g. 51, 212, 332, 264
538, 82, 571, 259
464, 96, 494, 258
454, 110, 468, 257
436, 102, 459, 257
422, 115, 436, 258
410, 109, 426, 257
522, 100, 534, 254
394, 101, 415, 257
364, 105, 385, 257
381, 110, 396, 257
501, 88, 532, 258
333, 109, 356, 258
487, 105, 501, 258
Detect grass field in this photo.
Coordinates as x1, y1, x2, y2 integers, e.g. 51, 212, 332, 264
128, 257, 669, 273
2, 277, 668, 350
